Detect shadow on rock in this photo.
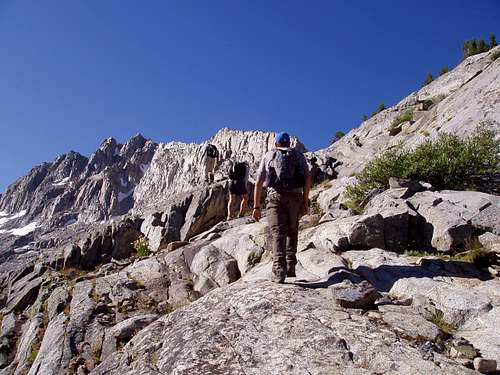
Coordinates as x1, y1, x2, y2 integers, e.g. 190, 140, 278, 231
356, 258, 492, 292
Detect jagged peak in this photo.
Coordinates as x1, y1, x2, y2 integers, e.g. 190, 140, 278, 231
128, 133, 147, 142
98, 137, 118, 151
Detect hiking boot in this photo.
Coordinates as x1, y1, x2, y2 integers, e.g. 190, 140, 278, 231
286, 266, 296, 278
271, 272, 285, 284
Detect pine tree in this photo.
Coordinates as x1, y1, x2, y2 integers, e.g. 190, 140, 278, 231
490, 33, 497, 49
463, 40, 472, 58
362, 114, 368, 122
439, 66, 449, 76
377, 103, 386, 113
335, 131, 345, 140
423, 73, 433, 87
478, 39, 488, 53
464, 39, 480, 58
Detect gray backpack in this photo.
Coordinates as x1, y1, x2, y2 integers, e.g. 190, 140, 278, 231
266, 148, 305, 191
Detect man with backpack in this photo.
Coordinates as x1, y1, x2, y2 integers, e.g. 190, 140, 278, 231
252, 132, 311, 283
203, 143, 219, 183
227, 161, 249, 220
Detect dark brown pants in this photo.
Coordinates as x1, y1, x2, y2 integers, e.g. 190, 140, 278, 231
266, 191, 302, 277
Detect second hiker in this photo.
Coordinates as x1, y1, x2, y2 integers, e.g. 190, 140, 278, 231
203, 143, 219, 183
227, 160, 249, 220
252, 132, 311, 283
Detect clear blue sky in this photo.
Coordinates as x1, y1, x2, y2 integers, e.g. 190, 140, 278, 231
0, 1, 498, 192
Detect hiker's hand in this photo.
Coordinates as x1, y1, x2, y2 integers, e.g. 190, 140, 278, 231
252, 208, 261, 221
301, 200, 309, 216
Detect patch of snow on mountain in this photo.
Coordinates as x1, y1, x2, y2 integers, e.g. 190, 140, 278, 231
0, 210, 27, 226
53, 177, 70, 186
0, 221, 38, 236
140, 163, 150, 174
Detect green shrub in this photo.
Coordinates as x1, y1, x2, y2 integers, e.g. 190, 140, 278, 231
27, 339, 42, 366
429, 310, 456, 334
390, 109, 414, 129
335, 131, 345, 139
345, 124, 499, 209
132, 236, 151, 257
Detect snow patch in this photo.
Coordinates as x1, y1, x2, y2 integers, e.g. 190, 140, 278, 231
53, 177, 70, 186
140, 163, 150, 174
118, 189, 134, 203
0, 221, 38, 236
0, 210, 27, 226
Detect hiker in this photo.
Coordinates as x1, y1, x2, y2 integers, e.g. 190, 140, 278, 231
203, 143, 219, 183
309, 156, 321, 185
227, 161, 249, 220
252, 132, 311, 283
324, 156, 341, 179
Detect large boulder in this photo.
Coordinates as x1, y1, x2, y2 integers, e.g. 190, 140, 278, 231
316, 176, 357, 212
190, 245, 240, 292
458, 307, 500, 370
365, 192, 417, 252
209, 219, 267, 275
330, 279, 379, 309
180, 184, 228, 241
298, 213, 385, 252
389, 277, 493, 327
407, 191, 476, 252
101, 314, 159, 360
379, 305, 441, 341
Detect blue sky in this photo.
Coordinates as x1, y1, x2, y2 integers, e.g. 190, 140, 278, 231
0, 1, 498, 192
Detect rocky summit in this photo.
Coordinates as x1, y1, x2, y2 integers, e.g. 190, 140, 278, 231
0, 47, 499, 375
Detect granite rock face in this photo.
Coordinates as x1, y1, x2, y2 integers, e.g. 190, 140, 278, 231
91, 281, 477, 375
312, 46, 500, 179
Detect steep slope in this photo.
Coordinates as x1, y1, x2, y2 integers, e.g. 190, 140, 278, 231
313, 46, 500, 177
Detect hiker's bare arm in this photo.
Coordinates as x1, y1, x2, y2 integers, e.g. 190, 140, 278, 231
252, 179, 264, 221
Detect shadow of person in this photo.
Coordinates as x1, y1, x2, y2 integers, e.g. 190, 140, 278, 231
293, 267, 362, 289
292, 259, 492, 293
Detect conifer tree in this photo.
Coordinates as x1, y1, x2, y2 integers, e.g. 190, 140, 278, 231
439, 66, 449, 76
423, 73, 433, 87
490, 33, 497, 49
478, 39, 488, 53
